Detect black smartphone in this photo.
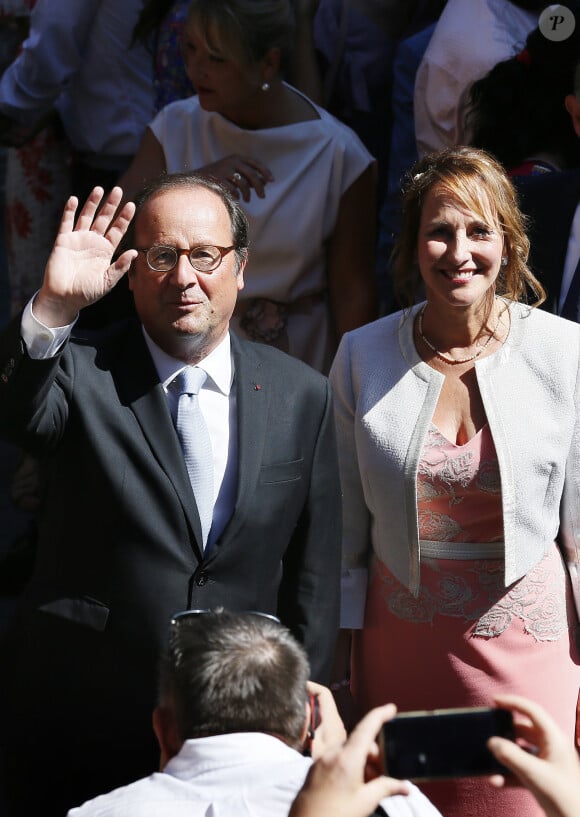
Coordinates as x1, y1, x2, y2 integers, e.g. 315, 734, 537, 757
308, 692, 321, 731
381, 706, 515, 781
304, 692, 321, 757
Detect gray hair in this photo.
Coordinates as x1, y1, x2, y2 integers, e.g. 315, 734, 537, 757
159, 609, 310, 748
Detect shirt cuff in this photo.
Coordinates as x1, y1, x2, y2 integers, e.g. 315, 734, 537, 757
339, 567, 368, 629
21, 294, 76, 359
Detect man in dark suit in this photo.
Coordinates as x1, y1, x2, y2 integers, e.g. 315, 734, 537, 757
0, 175, 341, 816
513, 62, 580, 318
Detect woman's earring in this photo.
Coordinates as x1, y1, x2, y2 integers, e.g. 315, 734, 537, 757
501, 256, 508, 267
261, 81, 270, 92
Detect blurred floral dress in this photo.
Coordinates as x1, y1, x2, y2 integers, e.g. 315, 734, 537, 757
152, 0, 192, 112
0, 0, 70, 317
5, 121, 70, 315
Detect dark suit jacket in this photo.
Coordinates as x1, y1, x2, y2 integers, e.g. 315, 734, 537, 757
514, 170, 580, 314
0, 317, 341, 813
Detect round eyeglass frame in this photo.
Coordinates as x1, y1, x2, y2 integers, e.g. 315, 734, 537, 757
136, 244, 236, 273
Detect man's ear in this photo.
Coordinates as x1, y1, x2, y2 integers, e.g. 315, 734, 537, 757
152, 705, 183, 770
235, 252, 247, 291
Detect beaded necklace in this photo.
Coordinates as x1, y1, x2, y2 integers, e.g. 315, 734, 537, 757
418, 303, 501, 365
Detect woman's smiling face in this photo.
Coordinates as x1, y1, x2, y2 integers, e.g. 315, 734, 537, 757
417, 182, 505, 312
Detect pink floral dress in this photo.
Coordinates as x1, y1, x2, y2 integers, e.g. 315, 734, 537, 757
351, 423, 580, 817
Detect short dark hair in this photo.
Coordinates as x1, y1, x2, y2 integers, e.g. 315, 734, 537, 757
466, 18, 580, 171
124, 172, 250, 273
159, 610, 310, 749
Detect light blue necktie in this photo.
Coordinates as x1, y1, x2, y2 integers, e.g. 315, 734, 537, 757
173, 367, 214, 549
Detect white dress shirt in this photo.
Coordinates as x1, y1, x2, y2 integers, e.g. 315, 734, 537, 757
0, 0, 155, 161
21, 298, 238, 547
414, 0, 537, 156
67, 732, 443, 817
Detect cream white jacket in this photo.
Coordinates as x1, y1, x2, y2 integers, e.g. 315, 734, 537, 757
330, 301, 580, 628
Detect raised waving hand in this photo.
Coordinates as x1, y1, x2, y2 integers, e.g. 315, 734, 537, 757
34, 186, 136, 327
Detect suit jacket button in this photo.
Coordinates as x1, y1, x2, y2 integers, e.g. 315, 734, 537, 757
196, 571, 209, 586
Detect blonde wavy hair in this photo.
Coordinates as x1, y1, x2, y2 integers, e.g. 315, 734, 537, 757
393, 146, 546, 309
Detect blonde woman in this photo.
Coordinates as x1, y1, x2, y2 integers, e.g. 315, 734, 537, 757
121, 0, 377, 373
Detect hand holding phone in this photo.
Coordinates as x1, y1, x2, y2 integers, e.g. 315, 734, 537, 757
381, 706, 515, 781
488, 694, 580, 817
290, 704, 410, 817
305, 681, 347, 759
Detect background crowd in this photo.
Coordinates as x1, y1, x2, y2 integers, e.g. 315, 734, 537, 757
0, 2, 579, 817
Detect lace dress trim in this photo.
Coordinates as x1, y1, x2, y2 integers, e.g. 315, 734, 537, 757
388, 423, 570, 641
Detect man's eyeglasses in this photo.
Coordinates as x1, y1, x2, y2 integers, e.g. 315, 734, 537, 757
168, 609, 281, 667
136, 244, 236, 274
170, 609, 281, 628
168, 607, 282, 668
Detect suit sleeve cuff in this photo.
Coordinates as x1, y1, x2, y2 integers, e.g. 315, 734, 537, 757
21, 293, 76, 359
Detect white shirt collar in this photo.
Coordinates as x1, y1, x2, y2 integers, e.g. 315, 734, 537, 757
165, 732, 307, 782
141, 328, 234, 395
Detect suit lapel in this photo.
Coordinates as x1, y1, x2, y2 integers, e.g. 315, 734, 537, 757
112, 328, 272, 560
114, 324, 204, 559
216, 335, 271, 547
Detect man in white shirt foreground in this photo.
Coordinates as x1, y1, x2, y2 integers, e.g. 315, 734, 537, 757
68, 609, 442, 817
